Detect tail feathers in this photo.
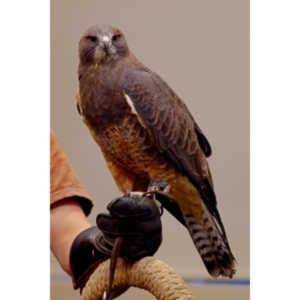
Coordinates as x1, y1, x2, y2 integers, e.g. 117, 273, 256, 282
183, 207, 236, 278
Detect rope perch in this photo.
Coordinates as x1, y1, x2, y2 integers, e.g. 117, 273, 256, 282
82, 257, 196, 300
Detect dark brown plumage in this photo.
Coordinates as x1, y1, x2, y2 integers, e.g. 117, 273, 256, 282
77, 24, 236, 278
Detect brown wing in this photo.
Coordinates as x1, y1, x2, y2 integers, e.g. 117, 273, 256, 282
148, 72, 212, 157
123, 70, 224, 230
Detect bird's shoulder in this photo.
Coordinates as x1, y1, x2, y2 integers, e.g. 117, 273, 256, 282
121, 68, 212, 157
122, 68, 181, 105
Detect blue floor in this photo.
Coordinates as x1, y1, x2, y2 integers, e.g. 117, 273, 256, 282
189, 278, 250, 286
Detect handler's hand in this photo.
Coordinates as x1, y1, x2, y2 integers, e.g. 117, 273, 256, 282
70, 193, 162, 291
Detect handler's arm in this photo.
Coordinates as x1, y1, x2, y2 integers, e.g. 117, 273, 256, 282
51, 198, 91, 275
50, 130, 93, 274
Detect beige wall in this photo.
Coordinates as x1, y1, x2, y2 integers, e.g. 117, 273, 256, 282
51, 0, 249, 279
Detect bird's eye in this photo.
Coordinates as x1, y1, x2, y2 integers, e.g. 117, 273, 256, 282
112, 34, 122, 42
86, 35, 98, 42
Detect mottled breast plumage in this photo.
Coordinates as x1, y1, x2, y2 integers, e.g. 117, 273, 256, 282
98, 112, 170, 177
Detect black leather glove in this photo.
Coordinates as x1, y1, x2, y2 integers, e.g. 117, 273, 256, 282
70, 193, 162, 292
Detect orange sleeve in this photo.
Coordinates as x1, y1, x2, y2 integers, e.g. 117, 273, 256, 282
50, 130, 93, 216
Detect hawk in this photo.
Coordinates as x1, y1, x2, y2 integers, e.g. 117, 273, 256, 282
77, 24, 236, 278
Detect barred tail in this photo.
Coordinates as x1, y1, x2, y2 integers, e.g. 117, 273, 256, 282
183, 205, 236, 278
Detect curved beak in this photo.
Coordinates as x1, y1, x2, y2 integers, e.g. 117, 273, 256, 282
100, 35, 112, 53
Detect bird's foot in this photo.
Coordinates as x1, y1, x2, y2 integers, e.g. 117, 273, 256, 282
147, 179, 170, 194
128, 191, 144, 198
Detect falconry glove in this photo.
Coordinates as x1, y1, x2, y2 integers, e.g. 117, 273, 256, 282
70, 194, 162, 292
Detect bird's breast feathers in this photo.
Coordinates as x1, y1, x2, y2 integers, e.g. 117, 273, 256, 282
95, 113, 166, 177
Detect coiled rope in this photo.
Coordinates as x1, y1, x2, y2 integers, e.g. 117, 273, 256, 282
82, 257, 196, 300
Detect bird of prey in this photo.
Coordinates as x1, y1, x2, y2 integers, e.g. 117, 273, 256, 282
77, 24, 236, 278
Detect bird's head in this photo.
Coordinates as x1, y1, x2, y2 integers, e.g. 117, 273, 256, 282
79, 24, 129, 65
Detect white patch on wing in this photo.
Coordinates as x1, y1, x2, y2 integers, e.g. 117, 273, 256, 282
124, 92, 138, 115
123, 92, 146, 128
